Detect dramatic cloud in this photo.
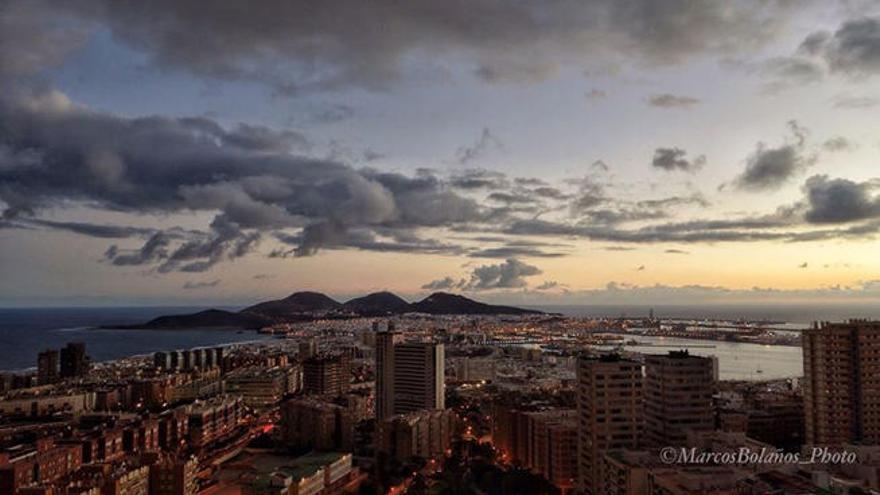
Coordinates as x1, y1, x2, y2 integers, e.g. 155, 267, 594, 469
0, 0, 91, 78
464, 258, 543, 290
651, 147, 706, 172
732, 144, 807, 191
647, 93, 700, 108
805, 16, 880, 77
730, 123, 815, 192
0, 88, 506, 270
22, 0, 805, 92
802, 175, 880, 224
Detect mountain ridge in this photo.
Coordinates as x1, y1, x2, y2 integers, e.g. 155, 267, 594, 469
113, 290, 541, 329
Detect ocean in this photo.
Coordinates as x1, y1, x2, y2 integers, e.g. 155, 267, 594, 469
0, 307, 273, 372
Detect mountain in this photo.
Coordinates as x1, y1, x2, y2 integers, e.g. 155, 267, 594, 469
342, 291, 414, 316
116, 290, 540, 329
411, 292, 542, 315
241, 291, 342, 318
127, 309, 271, 330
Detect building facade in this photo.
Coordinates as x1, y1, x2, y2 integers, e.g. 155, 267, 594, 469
577, 354, 644, 495
803, 320, 880, 445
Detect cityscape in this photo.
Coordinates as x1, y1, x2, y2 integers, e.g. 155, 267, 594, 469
1, 306, 880, 494
3, 0, 880, 494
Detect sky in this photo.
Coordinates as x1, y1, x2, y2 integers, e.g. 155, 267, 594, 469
2, 0, 880, 307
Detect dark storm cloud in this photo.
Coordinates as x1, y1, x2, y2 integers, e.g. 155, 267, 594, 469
19, 0, 802, 93
0, 0, 91, 78
802, 175, 880, 224
804, 16, 880, 77
422, 258, 544, 292
732, 144, 809, 191
105, 232, 172, 266
465, 258, 543, 290
651, 147, 706, 172
0, 88, 502, 270
729, 122, 814, 192
647, 94, 700, 108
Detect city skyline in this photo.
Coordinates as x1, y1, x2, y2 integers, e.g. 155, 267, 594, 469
3, 1, 880, 307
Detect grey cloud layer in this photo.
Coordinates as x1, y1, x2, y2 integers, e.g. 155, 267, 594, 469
5, 0, 808, 92
3, 86, 880, 275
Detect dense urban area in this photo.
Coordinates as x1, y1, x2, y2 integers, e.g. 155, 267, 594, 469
1, 310, 878, 495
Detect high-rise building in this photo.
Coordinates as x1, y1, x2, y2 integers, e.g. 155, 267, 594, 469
59, 342, 89, 378
281, 397, 354, 451
491, 407, 577, 492
392, 342, 444, 415
37, 349, 59, 385
375, 328, 444, 419
375, 329, 401, 420
644, 351, 714, 447
577, 354, 644, 495
303, 354, 350, 396
376, 409, 455, 461
803, 320, 880, 445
